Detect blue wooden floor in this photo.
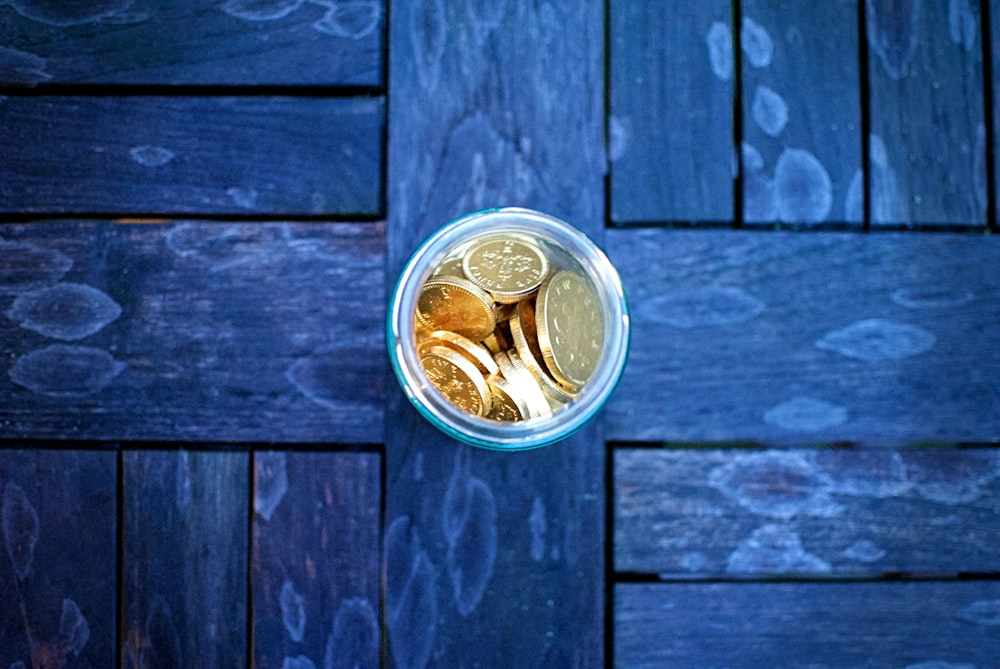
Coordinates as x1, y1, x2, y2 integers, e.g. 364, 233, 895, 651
1, 1, 999, 668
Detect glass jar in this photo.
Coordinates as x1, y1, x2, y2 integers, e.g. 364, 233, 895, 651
387, 207, 629, 450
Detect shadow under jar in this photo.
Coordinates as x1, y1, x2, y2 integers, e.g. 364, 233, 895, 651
388, 207, 630, 450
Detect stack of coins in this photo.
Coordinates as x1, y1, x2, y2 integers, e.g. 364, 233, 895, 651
415, 232, 604, 422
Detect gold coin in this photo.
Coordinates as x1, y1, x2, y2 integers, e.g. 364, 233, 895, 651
421, 345, 492, 416
485, 375, 530, 422
417, 275, 497, 341
481, 323, 512, 356
462, 234, 550, 304
494, 350, 552, 419
419, 330, 500, 376
431, 253, 465, 278
535, 270, 604, 392
509, 299, 575, 405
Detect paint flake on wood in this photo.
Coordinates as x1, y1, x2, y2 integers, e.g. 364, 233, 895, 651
122, 450, 248, 668
252, 451, 380, 669
866, 0, 986, 226
0, 449, 116, 668
614, 447, 1000, 577
609, 0, 733, 224
0, 1, 383, 86
0, 96, 384, 216
0, 221, 386, 443
605, 228, 1000, 444
616, 581, 1000, 668
740, 0, 861, 226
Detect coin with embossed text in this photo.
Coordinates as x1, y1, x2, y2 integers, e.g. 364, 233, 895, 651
421, 345, 492, 416
535, 270, 604, 392
462, 234, 550, 303
416, 275, 497, 341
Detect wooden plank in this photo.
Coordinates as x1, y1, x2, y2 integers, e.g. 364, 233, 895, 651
609, 0, 733, 224
605, 228, 1000, 444
0, 96, 383, 216
252, 451, 380, 669
0, 449, 116, 668
615, 447, 1000, 577
0, 221, 385, 443
122, 449, 248, 668
740, 0, 861, 226
992, 0, 1000, 229
385, 1, 606, 667
866, 0, 986, 227
0, 1, 383, 86
616, 581, 1000, 668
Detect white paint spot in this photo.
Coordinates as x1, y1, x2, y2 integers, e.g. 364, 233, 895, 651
0, 46, 52, 85
974, 122, 987, 216
763, 397, 847, 432
866, 0, 921, 79
844, 169, 863, 223
608, 115, 627, 162
2, 482, 39, 581
410, 0, 447, 92
324, 597, 378, 669
948, 0, 977, 52
726, 524, 832, 574
751, 85, 788, 137
906, 452, 998, 505
741, 17, 773, 68
891, 287, 974, 309
5, 282, 122, 340
680, 551, 707, 572
282, 656, 316, 669
529, 496, 546, 562
221, 0, 304, 20
8, 345, 125, 397
644, 286, 765, 328
280, 580, 306, 642
868, 134, 903, 224
843, 539, 887, 563
816, 451, 911, 498
816, 319, 936, 361
774, 147, 832, 224
0, 240, 73, 295
313, 2, 380, 38
954, 599, 1000, 626
227, 186, 259, 209
709, 451, 842, 519
130, 145, 175, 167
254, 452, 288, 521
706, 21, 733, 80
59, 598, 90, 656
905, 662, 977, 669
742, 142, 778, 222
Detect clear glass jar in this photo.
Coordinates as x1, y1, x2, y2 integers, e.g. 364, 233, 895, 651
387, 207, 630, 450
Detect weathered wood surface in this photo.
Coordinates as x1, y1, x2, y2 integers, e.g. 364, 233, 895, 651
0, 96, 384, 216
0, 221, 385, 444
0, 449, 116, 668
609, 0, 733, 224
740, 0, 861, 226
604, 228, 1000, 444
122, 449, 248, 668
385, 1, 606, 667
866, 0, 986, 227
615, 447, 1000, 577
252, 451, 380, 669
615, 580, 1000, 669
0, 1, 383, 86
992, 0, 1000, 229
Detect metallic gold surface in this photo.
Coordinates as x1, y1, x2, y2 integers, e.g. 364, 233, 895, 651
420, 330, 500, 376
509, 299, 575, 406
416, 275, 497, 341
421, 345, 492, 416
495, 350, 552, 419
535, 270, 604, 392
462, 234, 550, 303
485, 375, 529, 422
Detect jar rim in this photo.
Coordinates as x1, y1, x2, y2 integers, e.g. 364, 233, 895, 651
388, 207, 630, 450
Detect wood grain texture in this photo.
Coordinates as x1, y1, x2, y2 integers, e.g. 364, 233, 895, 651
992, 0, 1000, 229
615, 446, 1000, 577
616, 580, 1000, 669
0, 1, 383, 86
740, 0, 861, 226
605, 228, 1000, 444
385, 1, 606, 667
252, 451, 380, 669
0, 449, 116, 668
866, 0, 987, 227
0, 96, 383, 216
122, 449, 248, 668
0, 221, 386, 444
609, 0, 733, 224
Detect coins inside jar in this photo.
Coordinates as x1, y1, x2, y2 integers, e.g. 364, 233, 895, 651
415, 231, 604, 422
